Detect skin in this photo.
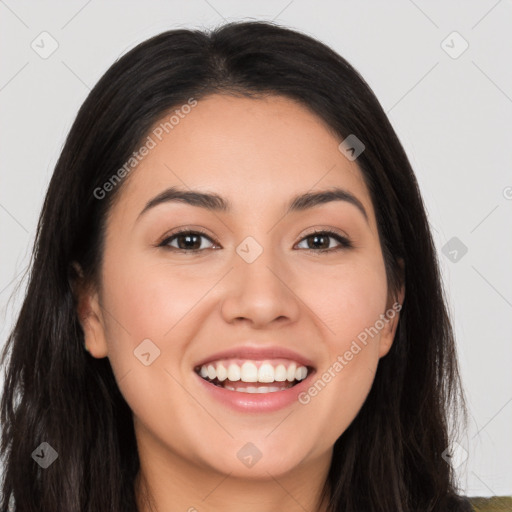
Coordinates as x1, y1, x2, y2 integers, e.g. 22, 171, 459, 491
76, 94, 405, 512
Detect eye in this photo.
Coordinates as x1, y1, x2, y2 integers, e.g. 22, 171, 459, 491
158, 228, 353, 254
296, 229, 353, 253
158, 229, 218, 253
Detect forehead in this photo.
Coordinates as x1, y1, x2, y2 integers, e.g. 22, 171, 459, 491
113, 94, 375, 226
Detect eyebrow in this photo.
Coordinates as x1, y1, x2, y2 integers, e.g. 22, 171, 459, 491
137, 185, 369, 224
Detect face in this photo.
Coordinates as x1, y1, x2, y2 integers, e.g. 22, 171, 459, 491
77, 94, 404, 480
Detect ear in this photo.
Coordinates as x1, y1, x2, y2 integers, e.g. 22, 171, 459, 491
378, 259, 405, 358
71, 262, 109, 359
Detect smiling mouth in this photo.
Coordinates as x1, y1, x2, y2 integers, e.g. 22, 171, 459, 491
194, 360, 314, 394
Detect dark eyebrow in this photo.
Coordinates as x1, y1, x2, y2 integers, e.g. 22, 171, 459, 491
287, 188, 369, 223
137, 185, 369, 224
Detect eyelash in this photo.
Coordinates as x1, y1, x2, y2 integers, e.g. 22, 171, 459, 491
157, 228, 353, 254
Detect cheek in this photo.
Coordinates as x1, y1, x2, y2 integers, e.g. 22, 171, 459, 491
98, 248, 205, 391
103, 251, 205, 341
298, 255, 387, 427
98, 257, 205, 437
309, 256, 389, 346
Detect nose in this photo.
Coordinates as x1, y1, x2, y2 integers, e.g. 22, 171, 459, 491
220, 246, 301, 329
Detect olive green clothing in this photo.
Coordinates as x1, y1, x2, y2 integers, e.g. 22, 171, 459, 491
468, 496, 512, 511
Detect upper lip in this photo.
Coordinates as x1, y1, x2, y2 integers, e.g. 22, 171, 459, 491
193, 344, 316, 370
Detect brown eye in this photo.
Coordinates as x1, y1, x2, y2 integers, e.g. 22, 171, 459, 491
159, 230, 217, 252
158, 229, 352, 254
296, 230, 353, 253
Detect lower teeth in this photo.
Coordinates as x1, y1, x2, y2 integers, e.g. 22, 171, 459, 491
205, 378, 296, 393
223, 384, 293, 393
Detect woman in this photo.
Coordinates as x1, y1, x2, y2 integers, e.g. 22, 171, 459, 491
0, 20, 494, 511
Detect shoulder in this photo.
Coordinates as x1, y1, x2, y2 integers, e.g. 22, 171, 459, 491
467, 496, 512, 511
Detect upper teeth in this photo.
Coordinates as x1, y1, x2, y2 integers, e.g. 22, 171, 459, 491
198, 361, 308, 383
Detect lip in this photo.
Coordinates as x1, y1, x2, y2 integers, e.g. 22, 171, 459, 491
194, 366, 316, 413
193, 344, 315, 369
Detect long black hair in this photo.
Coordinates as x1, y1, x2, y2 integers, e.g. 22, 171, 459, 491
0, 20, 471, 511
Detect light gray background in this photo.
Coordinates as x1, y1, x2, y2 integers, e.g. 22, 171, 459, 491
1, 0, 511, 498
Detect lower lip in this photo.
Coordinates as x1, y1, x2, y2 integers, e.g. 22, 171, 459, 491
194, 371, 315, 413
